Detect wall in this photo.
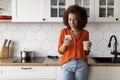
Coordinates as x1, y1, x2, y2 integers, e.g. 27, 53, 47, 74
0, 22, 120, 58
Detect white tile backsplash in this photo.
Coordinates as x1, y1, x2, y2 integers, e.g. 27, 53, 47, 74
0, 22, 120, 57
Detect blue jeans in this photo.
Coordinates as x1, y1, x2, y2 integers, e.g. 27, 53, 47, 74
61, 59, 88, 80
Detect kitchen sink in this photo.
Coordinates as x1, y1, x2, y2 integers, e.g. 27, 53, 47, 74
91, 57, 120, 63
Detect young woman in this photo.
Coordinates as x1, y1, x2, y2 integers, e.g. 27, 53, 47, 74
58, 5, 91, 80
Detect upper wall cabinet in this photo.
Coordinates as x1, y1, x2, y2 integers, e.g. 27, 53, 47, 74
95, 0, 119, 22
70, 0, 95, 22
12, 0, 71, 22
12, 0, 46, 22
11, 0, 120, 22
45, 0, 73, 22
46, 0, 94, 22
0, 0, 12, 22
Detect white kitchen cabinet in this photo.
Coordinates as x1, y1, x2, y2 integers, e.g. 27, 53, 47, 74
56, 67, 62, 80
0, 69, 1, 76
88, 66, 120, 80
12, 0, 71, 22
69, 0, 95, 22
0, 0, 12, 22
46, 0, 94, 22
12, 0, 46, 22
11, 0, 120, 22
56, 66, 120, 80
0, 66, 56, 80
95, 0, 119, 22
46, 0, 73, 22
12, 0, 94, 22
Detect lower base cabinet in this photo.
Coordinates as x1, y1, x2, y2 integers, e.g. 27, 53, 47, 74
0, 66, 56, 80
88, 66, 120, 80
56, 67, 62, 80
1, 66, 120, 80
56, 66, 120, 80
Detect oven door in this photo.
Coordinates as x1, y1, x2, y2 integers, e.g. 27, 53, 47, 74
0, 66, 56, 80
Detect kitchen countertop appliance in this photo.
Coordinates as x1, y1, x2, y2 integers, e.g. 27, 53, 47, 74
20, 49, 34, 63
13, 57, 46, 63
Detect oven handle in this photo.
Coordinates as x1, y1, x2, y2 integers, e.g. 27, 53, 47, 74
21, 67, 32, 70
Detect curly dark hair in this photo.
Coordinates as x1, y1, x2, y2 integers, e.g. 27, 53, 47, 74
63, 5, 88, 30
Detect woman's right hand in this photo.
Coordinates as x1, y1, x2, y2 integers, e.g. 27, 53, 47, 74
62, 39, 72, 47
59, 38, 72, 53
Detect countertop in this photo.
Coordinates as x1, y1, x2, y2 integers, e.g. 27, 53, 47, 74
0, 57, 120, 66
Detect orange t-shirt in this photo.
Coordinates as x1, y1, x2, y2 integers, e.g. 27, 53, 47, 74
58, 28, 89, 65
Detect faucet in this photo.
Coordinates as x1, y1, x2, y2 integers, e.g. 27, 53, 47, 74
108, 35, 120, 62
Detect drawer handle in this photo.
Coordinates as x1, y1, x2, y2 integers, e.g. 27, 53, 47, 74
21, 67, 32, 70
116, 18, 119, 21
43, 18, 46, 21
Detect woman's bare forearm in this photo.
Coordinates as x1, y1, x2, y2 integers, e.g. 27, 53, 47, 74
59, 44, 67, 53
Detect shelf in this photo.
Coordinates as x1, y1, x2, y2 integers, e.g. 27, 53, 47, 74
0, 20, 12, 22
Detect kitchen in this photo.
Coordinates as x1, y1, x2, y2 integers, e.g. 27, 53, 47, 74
0, 0, 120, 80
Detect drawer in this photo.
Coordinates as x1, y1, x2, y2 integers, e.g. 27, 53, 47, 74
0, 66, 56, 79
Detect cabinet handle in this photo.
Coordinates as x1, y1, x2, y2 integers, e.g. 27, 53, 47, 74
43, 18, 46, 21
1, 70, 2, 75
116, 18, 119, 21
21, 67, 32, 70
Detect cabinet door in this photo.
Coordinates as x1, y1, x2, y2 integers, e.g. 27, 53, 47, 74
12, 0, 45, 22
46, 0, 73, 22
74, 0, 95, 22
0, 66, 56, 80
0, 70, 1, 76
95, 0, 119, 22
56, 67, 62, 80
88, 66, 120, 80
0, 0, 12, 22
